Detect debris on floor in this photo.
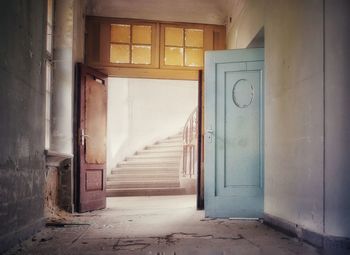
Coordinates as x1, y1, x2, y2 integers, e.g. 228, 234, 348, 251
3, 195, 323, 255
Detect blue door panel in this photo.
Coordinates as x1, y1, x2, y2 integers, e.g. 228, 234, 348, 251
204, 48, 264, 218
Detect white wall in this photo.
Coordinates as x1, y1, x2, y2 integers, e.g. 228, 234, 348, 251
227, 0, 325, 235
107, 78, 198, 174
107, 78, 129, 175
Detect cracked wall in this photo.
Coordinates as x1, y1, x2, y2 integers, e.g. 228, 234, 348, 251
0, 0, 46, 253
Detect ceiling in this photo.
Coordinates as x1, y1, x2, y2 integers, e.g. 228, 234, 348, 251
86, 0, 245, 25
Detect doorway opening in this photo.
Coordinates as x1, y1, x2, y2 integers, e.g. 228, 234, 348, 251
105, 77, 199, 208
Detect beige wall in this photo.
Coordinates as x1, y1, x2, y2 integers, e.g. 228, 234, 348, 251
227, 0, 324, 235
227, 0, 350, 239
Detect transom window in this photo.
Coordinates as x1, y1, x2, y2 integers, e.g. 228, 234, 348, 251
163, 26, 204, 67
110, 24, 153, 65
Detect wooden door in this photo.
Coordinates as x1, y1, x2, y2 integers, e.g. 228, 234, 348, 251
204, 48, 264, 218
77, 64, 108, 212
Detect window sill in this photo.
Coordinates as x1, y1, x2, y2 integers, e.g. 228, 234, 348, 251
45, 150, 73, 167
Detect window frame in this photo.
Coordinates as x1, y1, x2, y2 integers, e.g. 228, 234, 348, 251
85, 16, 226, 80
44, 0, 54, 150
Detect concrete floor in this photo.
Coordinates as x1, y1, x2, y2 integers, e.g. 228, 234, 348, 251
4, 195, 322, 255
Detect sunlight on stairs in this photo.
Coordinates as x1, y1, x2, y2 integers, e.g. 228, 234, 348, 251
107, 133, 186, 196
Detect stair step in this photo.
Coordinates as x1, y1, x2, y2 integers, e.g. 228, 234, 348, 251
111, 167, 179, 175
131, 152, 182, 159
164, 139, 182, 143
107, 187, 187, 197
117, 161, 178, 167
112, 166, 179, 170
169, 134, 183, 138
107, 175, 179, 181
146, 144, 181, 149
107, 180, 180, 189
154, 143, 182, 147
138, 148, 182, 154
123, 159, 179, 164
156, 139, 182, 144
111, 172, 179, 177
126, 155, 180, 161
107, 171, 179, 180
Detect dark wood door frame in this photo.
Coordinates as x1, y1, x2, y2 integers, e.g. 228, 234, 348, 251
197, 70, 204, 210
74, 65, 204, 211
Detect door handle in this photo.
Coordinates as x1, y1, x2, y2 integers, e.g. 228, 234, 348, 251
206, 128, 214, 134
206, 128, 214, 144
80, 129, 90, 146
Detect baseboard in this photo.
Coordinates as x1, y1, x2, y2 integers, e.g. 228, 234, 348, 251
263, 213, 350, 252
0, 217, 45, 254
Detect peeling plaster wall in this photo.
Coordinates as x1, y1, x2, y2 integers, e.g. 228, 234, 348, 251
44, 167, 59, 216
0, 0, 46, 252
45, 0, 86, 214
227, 0, 324, 235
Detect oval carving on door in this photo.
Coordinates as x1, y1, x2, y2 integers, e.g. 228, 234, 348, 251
232, 79, 254, 108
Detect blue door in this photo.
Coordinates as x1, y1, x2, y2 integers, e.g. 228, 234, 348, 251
204, 48, 264, 218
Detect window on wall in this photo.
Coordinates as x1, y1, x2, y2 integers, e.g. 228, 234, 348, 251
163, 26, 204, 68
45, 0, 54, 149
110, 24, 153, 65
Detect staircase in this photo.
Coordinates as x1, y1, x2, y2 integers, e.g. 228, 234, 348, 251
107, 133, 187, 197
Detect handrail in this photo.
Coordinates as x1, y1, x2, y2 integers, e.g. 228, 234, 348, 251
182, 107, 198, 178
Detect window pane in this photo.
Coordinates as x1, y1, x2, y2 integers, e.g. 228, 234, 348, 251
132, 25, 152, 44
132, 45, 151, 64
185, 48, 203, 67
45, 119, 50, 149
47, 0, 53, 25
165, 27, 184, 47
164, 47, 183, 66
45, 92, 51, 120
110, 44, 130, 63
45, 61, 52, 92
111, 24, 130, 43
45, 60, 52, 150
46, 24, 53, 53
185, 29, 203, 47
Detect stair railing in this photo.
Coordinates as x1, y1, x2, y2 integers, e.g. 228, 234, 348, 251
182, 107, 198, 178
